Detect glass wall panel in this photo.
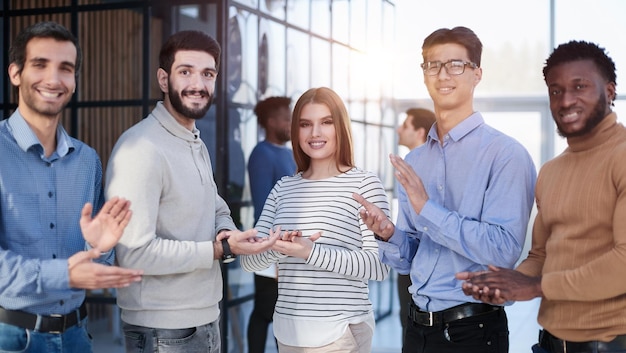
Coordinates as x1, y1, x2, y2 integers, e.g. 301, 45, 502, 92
364, 124, 382, 173
349, 0, 367, 50
286, 0, 309, 30
286, 28, 310, 98
349, 50, 367, 101
230, 10, 258, 104
233, 0, 259, 9
332, 43, 350, 96
310, 38, 331, 88
331, 0, 350, 44
554, 0, 626, 99
378, 126, 396, 190
261, 20, 287, 96
351, 120, 366, 170
259, 0, 285, 19
310, 0, 330, 37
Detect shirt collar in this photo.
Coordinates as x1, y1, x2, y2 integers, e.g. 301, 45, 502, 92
151, 101, 201, 142
7, 109, 74, 158
427, 112, 484, 144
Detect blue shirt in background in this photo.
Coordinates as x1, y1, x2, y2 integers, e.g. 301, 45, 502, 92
379, 112, 537, 312
247, 140, 296, 224
0, 110, 111, 315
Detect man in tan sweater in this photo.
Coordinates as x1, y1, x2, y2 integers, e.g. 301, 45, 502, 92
456, 41, 626, 352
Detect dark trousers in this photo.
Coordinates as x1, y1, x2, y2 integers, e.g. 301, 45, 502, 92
402, 305, 508, 353
397, 274, 412, 337
247, 274, 278, 353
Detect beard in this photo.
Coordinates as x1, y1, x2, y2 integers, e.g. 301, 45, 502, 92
277, 129, 291, 143
556, 94, 607, 138
168, 87, 213, 120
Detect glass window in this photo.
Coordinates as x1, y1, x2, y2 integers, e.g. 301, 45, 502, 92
311, 38, 331, 88
349, 0, 367, 50
554, 0, 626, 100
286, 0, 310, 30
261, 21, 287, 96
259, 0, 285, 19
286, 29, 310, 98
331, 0, 350, 44
230, 11, 258, 104
233, 0, 259, 9
332, 44, 350, 96
310, 0, 330, 37
349, 50, 366, 101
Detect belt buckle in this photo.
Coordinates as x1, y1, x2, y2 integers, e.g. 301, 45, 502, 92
48, 314, 64, 334
427, 311, 434, 326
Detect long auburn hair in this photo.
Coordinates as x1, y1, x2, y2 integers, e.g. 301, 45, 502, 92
291, 87, 354, 173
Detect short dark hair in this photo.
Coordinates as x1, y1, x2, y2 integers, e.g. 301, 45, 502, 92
254, 96, 291, 129
405, 108, 436, 132
9, 21, 82, 78
543, 40, 617, 91
159, 30, 221, 74
422, 26, 482, 67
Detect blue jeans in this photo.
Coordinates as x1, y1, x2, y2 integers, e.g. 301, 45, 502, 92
123, 320, 220, 353
0, 319, 92, 353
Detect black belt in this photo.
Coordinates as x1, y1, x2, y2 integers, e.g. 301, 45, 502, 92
539, 329, 626, 353
0, 302, 87, 333
408, 302, 502, 327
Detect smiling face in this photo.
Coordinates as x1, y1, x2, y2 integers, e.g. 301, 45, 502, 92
422, 43, 481, 115
9, 37, 77, 120
545, 59, 615, 138
159, 50, 218, 129
298, 102, 337, 167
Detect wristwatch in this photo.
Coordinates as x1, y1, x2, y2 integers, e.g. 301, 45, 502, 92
221, 238, 236, 263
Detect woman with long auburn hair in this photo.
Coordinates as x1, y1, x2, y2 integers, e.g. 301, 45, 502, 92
241, 87, 390, 353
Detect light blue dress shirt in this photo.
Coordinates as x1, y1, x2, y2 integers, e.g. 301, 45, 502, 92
379, 112, 536, 312
0, 110, 111, 315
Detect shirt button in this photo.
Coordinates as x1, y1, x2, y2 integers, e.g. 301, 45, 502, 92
52, 254, 56, 259
49, 223, 55, 229
48, 191, 53, 198
423, 226, 428, 231
60, 300, 64, 306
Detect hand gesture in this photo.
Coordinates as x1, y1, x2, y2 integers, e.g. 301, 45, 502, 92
353, 193, 394, 240
224, 228, 279, 255
455, 265, 543, 304
270, 226, 322, 259
68, 249, 143, 289
80, 197, 132, 252
389, 154, 429, 214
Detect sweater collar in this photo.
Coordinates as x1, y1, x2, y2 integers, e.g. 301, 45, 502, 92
151, 101, 201, 142
566, 112, 618, 152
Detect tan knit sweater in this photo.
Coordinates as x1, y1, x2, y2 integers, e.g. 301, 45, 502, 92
516, 113, 626, 341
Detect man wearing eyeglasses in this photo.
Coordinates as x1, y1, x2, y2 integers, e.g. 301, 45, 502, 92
354, 26, 536, 353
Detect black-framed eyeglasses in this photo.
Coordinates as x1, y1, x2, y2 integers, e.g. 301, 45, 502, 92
420, 60, 478, 76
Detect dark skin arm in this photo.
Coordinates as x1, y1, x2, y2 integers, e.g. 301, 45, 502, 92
455, 265, 543, 304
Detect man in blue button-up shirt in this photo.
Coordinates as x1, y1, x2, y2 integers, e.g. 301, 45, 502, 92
0, 21, 142, 353
354, 26, 536, 353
